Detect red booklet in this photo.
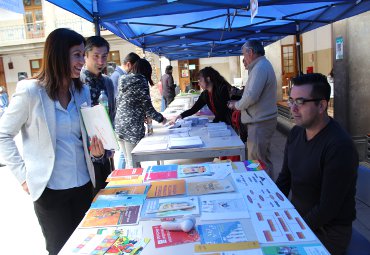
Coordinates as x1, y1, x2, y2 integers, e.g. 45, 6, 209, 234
144, 165, 178, 181
106, 168, 143, 181
112, 168, 143, 177
152, 225, 200, 248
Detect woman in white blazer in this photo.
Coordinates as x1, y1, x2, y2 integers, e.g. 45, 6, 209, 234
0, 28, 104, 255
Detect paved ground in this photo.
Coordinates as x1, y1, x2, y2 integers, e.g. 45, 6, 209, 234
0, 129, 369, 254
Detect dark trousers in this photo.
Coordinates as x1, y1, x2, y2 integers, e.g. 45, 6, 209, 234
93, 158, 112, 195
314, 224, 352, 255
33, 181, 93, 255
163, 96, 174, 109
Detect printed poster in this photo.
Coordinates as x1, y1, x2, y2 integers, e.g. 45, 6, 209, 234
250, 209, 317, 243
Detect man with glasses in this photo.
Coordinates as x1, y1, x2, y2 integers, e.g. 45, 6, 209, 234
276, 73, 358, 255
228, 40, 277, 178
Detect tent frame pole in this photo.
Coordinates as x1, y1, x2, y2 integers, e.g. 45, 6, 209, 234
295, 23, 302, 75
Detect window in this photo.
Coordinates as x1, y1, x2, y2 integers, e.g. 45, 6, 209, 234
29, 59, 43, 77
107, 51, 120, 66
23, 0, 44, 39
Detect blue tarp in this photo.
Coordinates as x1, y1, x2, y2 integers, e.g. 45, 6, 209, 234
46, 0, 370, 60
0, 0, 24, 14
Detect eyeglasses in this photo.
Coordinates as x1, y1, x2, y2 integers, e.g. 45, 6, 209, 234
287, 97, 323, 107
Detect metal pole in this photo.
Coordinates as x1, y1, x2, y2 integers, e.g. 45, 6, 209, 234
295, 23, 303, 76
295, 23, 302, 75
93, 0, 100, 36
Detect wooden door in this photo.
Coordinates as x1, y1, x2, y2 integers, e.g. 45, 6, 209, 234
178, 60, 190, 92
281, 44, 297, 98
0, 58, 7, 89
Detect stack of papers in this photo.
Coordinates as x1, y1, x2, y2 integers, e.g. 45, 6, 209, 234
168, 136, 203, 149
206, 122, 231, 138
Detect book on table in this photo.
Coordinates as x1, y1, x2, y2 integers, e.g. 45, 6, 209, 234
106, 168, 143, 181
92, 185, 149, 202
91, 194, 146, 209
146, 179, 186, 198
177, 163, 212, 178
152, 225, 200, 248
186, 179, 235, 195
80, 205, 141, 227
141, 196, 200, 219
144, 164, 178, 181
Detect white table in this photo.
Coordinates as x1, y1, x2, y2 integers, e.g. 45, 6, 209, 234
131, 124, 245, 167
59, 162, 329, 255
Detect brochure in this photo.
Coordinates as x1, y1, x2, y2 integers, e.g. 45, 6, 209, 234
243, 160, 266, 171
261, 243, 330, 255
197, 221, 249, 244
141, 196, 199, 219
187, 179, 235, 196
144, 164, 178, 181
80, 104, 119, 150
177, 163, 212, 178
152, 225, 200, 248
91, 194, 146, 209
81, 205, 141, 227
200, 193, 250, 220
92, 185, 149, 202
146, 179, 186, 198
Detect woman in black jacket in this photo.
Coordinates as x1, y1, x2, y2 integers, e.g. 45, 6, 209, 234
172, 66, 234, 125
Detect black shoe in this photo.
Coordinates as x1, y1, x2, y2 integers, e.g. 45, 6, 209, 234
0, 163, 5, 167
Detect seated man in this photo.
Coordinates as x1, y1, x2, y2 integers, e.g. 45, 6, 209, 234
276, 73, 358, 255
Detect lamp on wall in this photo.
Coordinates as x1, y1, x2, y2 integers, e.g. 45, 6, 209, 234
8, 59, 13, 69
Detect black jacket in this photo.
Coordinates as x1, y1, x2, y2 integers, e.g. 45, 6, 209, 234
180, 83, 232, 125
115, 73, 164, 144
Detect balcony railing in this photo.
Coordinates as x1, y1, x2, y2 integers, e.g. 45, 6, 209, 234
0, 24, 30, 42
0, 19, 95, 44
55, 19, 95, 37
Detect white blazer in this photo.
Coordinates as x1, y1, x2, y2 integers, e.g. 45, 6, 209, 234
0, 79, 95, 201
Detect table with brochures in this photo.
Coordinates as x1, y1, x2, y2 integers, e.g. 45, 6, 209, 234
131, 123, 246, 167
59, 161, 330, 255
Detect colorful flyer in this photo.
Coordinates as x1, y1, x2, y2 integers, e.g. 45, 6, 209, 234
152, 225, 200, 248
262, 243, 329, 255
141, 196, 199, 219
197, 221, 249, 244
243, 160, 266, 171
178, 163, 212, 178
146, 179, 186, 198
81, 206, 141, 227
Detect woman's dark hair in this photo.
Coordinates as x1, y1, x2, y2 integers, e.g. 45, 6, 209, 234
132, 58, 154, 86
123, 52, 140, 65
165, 65, 173, 74
35, 28, 85, 100
199, 66, 231, 89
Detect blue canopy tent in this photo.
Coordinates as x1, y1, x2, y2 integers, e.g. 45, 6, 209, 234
47, 0, 370, 72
